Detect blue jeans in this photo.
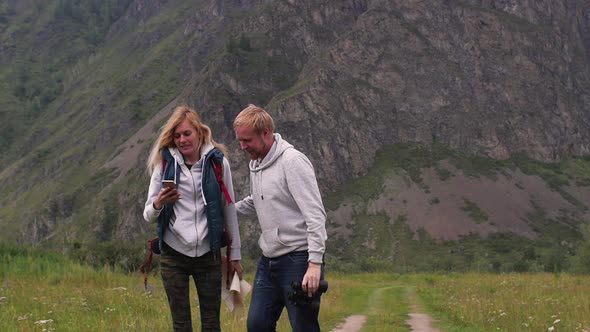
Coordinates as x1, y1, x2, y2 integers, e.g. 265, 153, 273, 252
247, 251, 324, 332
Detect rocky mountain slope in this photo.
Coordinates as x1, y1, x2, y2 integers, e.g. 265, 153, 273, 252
0, 0, 589, 269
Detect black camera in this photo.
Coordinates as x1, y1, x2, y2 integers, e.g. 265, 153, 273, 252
287, 280, 328, 310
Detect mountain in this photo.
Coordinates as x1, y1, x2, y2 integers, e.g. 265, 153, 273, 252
1, 0, 589, 272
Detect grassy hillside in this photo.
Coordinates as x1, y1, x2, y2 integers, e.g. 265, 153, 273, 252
0, 1, 589, 277
0, 0, 300, 248
0, 0, 134, 157
0, 0, 212, 245
325, 143, 590, 274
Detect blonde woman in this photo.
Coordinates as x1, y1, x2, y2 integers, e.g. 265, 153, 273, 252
143, 106, 242, 332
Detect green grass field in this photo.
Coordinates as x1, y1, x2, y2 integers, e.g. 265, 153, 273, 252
1, 249, 589, 331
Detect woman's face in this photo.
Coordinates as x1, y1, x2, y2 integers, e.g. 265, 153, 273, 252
173, 119, 200, 162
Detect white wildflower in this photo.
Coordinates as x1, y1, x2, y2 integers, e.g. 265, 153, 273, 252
17, 314, 30, 321
34, 319, 53, 325
554, 319, 561, 324
548, 327, 555, 331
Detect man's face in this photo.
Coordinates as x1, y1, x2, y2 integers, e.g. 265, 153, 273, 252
235, 125, 271, 160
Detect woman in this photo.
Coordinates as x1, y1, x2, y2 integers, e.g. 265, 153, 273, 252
143, 105, 243, 332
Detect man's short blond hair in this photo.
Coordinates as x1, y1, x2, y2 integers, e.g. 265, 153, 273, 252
233, 104, 275, 135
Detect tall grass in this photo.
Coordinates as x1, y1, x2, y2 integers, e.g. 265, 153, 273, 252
2, 248, 589, 331
417, 273, 590, 332
1, 249, 171, 331
0, 248, 350, 331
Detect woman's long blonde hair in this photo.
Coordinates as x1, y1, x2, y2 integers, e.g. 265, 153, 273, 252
147, 106, 226, 173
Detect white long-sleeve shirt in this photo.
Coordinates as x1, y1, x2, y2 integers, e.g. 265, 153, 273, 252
144, 145, 241, 260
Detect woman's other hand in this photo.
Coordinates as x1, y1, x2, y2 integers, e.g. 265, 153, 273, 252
230, 260, 244, 280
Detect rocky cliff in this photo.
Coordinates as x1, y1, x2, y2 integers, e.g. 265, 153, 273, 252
0, 0, 589, 252
144, 0, 590, 193
213, 0, 590, 192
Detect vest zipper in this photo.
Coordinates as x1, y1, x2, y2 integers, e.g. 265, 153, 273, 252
189, 167, 199, 248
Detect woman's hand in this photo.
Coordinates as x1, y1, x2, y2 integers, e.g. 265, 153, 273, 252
230, 260, 244, 280
153, 187, 181, 209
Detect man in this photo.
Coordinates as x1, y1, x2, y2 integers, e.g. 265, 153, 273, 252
233, 104, 327, 332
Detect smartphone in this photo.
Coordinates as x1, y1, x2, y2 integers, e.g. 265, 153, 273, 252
162, 180, 176, 189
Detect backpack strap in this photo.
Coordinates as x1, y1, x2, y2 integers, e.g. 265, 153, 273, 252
213, 161, 233, 203
211, 158, 234, 287
139, 237, 160, 290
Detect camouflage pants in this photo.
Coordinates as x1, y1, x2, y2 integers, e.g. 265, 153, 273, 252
160, 243, 221, 332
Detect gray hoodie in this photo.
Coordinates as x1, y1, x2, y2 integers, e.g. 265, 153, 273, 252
236, 134, 327, 263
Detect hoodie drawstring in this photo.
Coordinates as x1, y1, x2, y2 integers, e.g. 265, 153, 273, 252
174, 157, 178, 184
259, 169, 264, 200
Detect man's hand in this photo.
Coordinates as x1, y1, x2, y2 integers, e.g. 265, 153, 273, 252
301, 262, 321, 297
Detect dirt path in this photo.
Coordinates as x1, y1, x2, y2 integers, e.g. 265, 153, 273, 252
329, 286, 440, 332
329, 315, 368, 332
406, 312, 441, 332
329, 312, 440, 332
405, 287, 441, 332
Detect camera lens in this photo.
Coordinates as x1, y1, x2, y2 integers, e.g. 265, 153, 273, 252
291, 280, 302, 290
318, 280, 328, 293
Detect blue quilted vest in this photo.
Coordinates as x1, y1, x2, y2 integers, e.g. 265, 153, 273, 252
157, 148, 226, 256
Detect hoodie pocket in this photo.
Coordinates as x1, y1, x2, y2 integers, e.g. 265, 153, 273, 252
170, 219, 198, 246
259, 228, 292, 255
